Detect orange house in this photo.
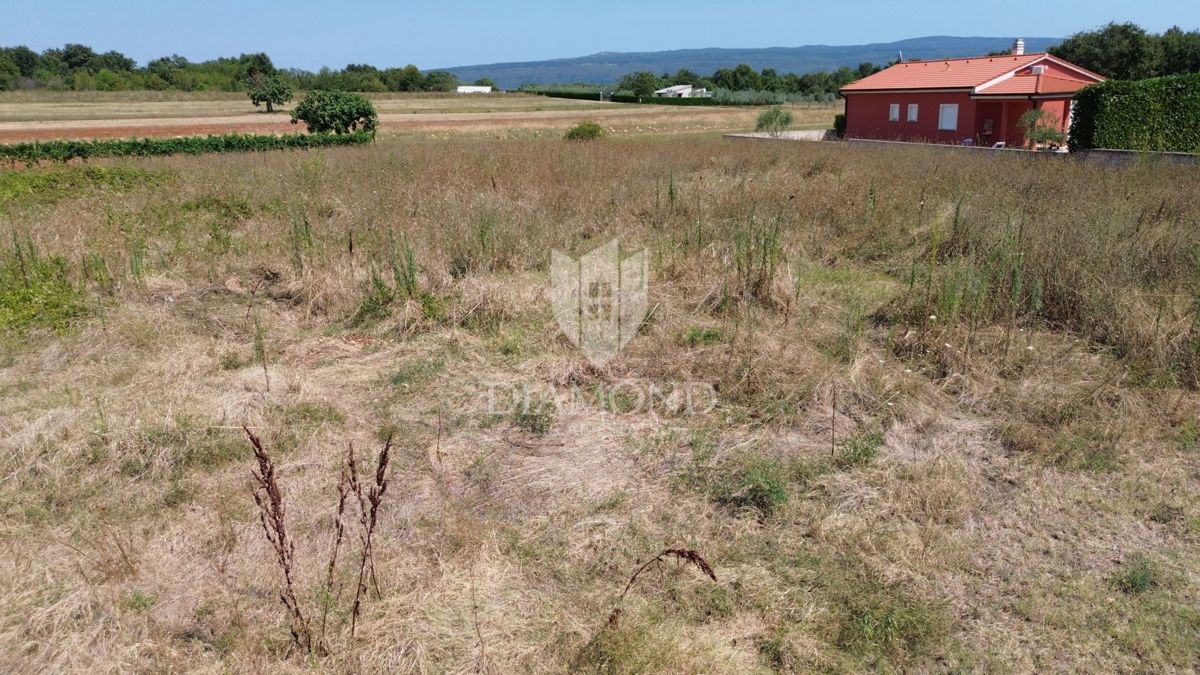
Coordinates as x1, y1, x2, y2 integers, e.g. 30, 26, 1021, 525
839, 40, 1104, 148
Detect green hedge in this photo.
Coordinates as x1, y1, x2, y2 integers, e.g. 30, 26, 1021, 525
526, 90, 603, 101
637, 96, 720, 107
1070, 73, 1200, 152
0, 132, 374, 165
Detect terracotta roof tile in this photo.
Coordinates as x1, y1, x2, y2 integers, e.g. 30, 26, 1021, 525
975, 73, 1092, 95
841, 53, 1047, 91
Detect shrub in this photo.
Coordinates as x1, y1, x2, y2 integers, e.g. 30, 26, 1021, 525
1070, 73, 1200, 152
1018, 108, 1066, 148
833, 113, 847, 138
563, 121, 604, 141
290, 90, 378, 135
755, 106, 794, 137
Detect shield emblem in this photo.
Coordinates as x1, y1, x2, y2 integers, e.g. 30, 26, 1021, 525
550, 239, 648, 367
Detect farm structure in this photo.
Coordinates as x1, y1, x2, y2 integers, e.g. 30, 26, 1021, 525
653, 84, 711, 98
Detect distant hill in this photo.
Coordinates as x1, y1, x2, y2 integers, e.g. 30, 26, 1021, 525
442, 36, 1061, 89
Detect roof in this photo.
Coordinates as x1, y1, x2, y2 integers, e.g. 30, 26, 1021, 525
655, 84, 693, 94
973, 73, 1091, 96
840, 53, 1103, 94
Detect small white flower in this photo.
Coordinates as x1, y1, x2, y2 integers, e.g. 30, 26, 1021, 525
929, 315, 937, 320
1026, 345, 1034, 351
904, 368, 913, 373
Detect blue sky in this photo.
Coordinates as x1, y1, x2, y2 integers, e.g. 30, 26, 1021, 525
4, 1, 1197, 70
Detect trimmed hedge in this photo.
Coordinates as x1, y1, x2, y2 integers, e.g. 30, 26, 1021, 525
526, 90, 603, 101
637, 96, 720, 107
1070, 73, 1200, 153
0, 132, 374, 165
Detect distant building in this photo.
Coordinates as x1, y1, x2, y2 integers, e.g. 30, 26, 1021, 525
653, 84, 709, 98
839, 39, 1104, 148
456, 85, 494, 94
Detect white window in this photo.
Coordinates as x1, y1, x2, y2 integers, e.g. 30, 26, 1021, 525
907, 103, 919, 122
938, 104, 959, 131
888, 103, 900, 122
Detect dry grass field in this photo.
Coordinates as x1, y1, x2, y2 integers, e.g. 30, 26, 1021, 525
0, 91, 840, 142
1, 133, 1198, 673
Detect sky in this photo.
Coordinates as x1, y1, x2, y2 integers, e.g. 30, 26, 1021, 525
4, 1, 1198, 71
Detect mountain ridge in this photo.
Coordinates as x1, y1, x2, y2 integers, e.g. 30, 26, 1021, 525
440, 36, 1061, 88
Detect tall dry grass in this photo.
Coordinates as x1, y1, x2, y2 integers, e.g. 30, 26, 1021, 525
1, 136, 1199, 673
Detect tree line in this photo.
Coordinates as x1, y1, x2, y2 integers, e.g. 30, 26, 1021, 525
0, 43, 478, 93
1050, 23, 1200, 80
612, 63, 882, 99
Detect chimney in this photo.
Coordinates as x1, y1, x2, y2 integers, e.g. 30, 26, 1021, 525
1012, 38, 1025, 56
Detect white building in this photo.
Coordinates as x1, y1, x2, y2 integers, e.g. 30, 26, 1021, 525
653, 84, 709, 98
456, 85, 494, 94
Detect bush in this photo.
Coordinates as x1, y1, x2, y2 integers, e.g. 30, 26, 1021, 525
834, 113, 847, 138
755, 106, 794, 137
290, 90, 378, 135
1070, 73, 1200, 152
563, 121, 604, 141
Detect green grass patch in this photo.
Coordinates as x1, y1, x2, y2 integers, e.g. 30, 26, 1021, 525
1112, 556, 1160, 595
835, 430, 884, 469
0, 239, 89, 334
512, 396, 556, 434
683, 326, 722, 347
0, 165, 167, 206
118, 590, 157, 612
278, 402, 346, 428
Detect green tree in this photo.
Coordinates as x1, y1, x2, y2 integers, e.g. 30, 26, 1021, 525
58, 43, 97, 71
472, 77, 496, 89
290, 90, 378, 134
714, 64, 762, 91
618, 71, 663, 96
423, 70, 459, 92
93, 50, 135, 72
248, 74, 293, 112
1160, 26, 1200, 75
0, 46, 38, 77
383, 64, 424, 92
0, 57, 20, 91
672, 68, 702, 85
755, 106, 793, 137
1050, 22, 1163, 80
